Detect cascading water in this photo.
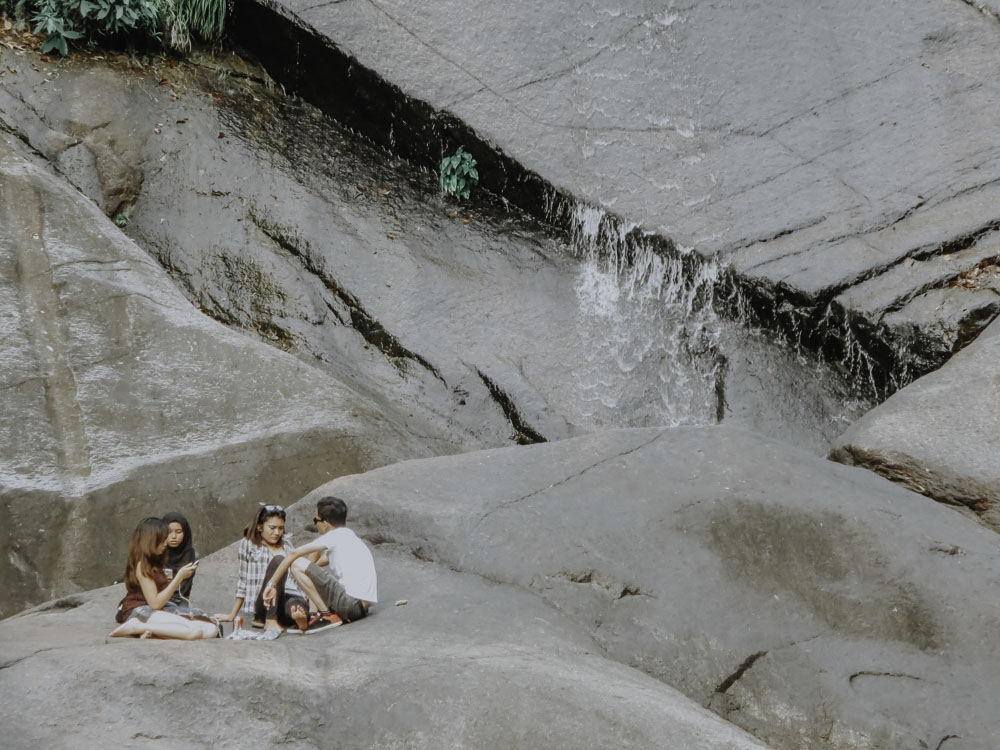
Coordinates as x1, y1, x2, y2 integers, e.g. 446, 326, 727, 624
550, 197, 872, 451
567, 203, 724, 427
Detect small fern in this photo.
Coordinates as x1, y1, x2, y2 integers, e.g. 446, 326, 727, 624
439, 146, 479, 201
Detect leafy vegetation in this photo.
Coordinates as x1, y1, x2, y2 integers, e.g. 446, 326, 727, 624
439, 146, 479, 201
2, 0, 225, 57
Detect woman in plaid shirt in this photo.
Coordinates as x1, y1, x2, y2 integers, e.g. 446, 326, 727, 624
215, 505, 309, 632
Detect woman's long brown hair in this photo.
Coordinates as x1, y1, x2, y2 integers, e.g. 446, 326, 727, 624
124, 517, 168, 589
243, 505, 287, 546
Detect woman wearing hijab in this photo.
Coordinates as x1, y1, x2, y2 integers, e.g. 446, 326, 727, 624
162, 511, 198, 604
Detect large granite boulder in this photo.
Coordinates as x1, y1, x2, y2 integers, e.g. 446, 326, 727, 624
0, 132, 446, 618
0, 545, 770, 749
232, 0, 1000, 385
0, 41, 867, 456
830, 317, 1000, 532
290, 427, 1000, 750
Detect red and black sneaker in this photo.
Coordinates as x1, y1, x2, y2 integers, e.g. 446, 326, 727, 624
305, 611, 343, 634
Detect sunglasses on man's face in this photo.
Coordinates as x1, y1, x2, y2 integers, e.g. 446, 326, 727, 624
313, 517, 322, 525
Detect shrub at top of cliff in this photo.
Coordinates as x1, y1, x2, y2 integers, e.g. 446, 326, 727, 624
2, 0, 223, 57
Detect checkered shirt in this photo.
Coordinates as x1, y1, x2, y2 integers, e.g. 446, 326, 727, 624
234, 535, 302, 614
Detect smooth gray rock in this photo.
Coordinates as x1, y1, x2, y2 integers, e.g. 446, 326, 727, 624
294, 426, 1000, 750
831, 317, 1000, 532
0, 132, 446, 617
0, 44, 868, 455
0, 546, 771, 750
233, 0, 1000, 381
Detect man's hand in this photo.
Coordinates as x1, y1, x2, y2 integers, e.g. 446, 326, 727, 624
262, 581, 277, 608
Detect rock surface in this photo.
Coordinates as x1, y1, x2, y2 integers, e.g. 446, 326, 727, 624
5, 427, 1000, 749
831, 317, 1000, 533
0, 41, 868, 456
0, 537, 771, 749
232, 0, 1000, 389
295, 427, 1000, 750
0, 131, 445, 617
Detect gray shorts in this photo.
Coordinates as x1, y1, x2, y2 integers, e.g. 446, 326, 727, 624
127, 605, 155, 623
305, 563, 369, 623
128, 603, 214, 625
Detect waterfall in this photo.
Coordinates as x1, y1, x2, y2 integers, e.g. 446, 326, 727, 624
557, 201, 725, 427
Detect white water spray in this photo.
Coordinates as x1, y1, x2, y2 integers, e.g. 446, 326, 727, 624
558, 201, 724, 427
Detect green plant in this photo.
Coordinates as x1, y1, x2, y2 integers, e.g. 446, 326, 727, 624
30, 0, 161, 56
114, 212, 128, 227
439, 145, 478, 201
31, 0, 81, 57
178, 0, 222, 42
26, 0, 223, 56
80, 0, 160, 36
163, 0, 224, 52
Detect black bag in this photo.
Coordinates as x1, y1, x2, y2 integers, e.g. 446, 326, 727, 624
114, 596, 127, 624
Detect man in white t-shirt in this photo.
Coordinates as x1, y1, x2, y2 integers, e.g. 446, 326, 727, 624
263, 496, 377, 631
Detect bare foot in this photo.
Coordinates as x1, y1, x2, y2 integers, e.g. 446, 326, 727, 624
290, 604, 308, 632
140, 630, 153, 639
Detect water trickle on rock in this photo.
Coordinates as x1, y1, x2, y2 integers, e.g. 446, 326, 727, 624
564, 202, 724, 427
545, 195, 871, 448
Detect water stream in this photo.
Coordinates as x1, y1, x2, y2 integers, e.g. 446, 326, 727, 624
116, 51, 871, 455
15, 47, 868, 454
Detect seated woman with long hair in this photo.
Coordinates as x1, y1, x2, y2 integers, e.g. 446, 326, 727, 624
111, 517, 218, 640
214, 504, 310, 633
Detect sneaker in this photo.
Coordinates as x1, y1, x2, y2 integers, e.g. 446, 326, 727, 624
305, 611, 343, 634
286, 612, 317, 635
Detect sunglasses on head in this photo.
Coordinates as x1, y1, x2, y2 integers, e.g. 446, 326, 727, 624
260, 504, 284, 512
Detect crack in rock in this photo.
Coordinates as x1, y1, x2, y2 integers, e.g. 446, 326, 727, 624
829, 444, 998, 531
250, 210, 446, 382
20, 594, 87, 615
0, 646, 62, 672
957, 0, 1000, 24
727, 214, 829, 254
552, 570, 651, 600
848, 670, 923, 686
474, 429, 668, 530
714, 650, 767, 695
475, 368, 546, 445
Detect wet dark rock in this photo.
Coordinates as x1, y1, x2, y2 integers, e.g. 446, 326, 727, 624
0, 41, 866, 456
231, 0, 1000, 393
831, 317, 1000, 533
297, 426, 1000, 750
0, 131, 445, 617
0, 541, 771, 749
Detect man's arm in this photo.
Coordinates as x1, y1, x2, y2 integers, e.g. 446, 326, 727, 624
262, 539, 326, 606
